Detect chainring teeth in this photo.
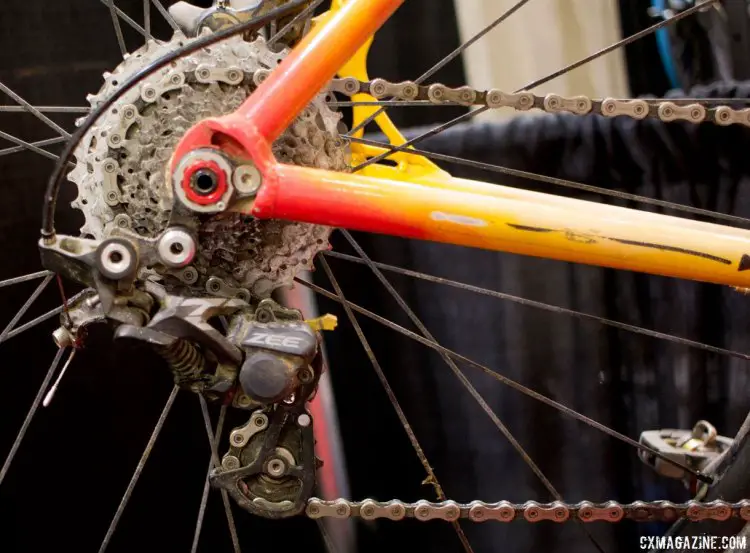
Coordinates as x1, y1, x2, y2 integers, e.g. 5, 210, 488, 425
68, 31, 349, 299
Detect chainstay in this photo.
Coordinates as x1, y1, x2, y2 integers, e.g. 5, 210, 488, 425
306, 498, 750, 523
326, 77, 750, 127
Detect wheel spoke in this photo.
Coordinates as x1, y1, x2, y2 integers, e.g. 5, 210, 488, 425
143, 0, 152, 42
0, 130, 73, 165
336, 97, 750, 109
0, 347, 65, 486
0, 81, 71, 139
316, 518, 340, 553
351, 109, 478, 172
317, 256, 475, 553
516, 0, 718, 93
348, 0, 533, 135
190, 403, 228, 553
0, 270, 52, 289
296, 275, 712, 484
0, 137, 66, 158
198, 395, 241, 553
98, 0, 148, 39
333, 100, 449, 108
324, 249, 750, 363
339, 232, 555, 486
42, 348, 77, 407
98, 385, 179, 553
267, 0, 322, 47
0, 274, 54, 344
345, 135, 750, 227
105, 0, 128, 57
0, 106, 89, 113
340, 231, 607, 553
150, 0, 180, 32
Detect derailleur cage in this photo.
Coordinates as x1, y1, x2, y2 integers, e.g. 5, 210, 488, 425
212, 400, 318, 519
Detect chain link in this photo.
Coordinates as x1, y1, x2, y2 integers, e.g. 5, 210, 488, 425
306, 498, 750, 523
328, 77, 750, 127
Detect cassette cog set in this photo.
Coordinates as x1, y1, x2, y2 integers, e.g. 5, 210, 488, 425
68, 22, 348, 299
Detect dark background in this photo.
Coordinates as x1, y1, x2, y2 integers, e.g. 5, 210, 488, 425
1, 1, 748, 553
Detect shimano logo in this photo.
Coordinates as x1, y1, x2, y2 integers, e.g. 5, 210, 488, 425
245, 332, 305, 349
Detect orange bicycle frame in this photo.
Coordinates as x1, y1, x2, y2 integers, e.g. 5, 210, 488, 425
172, 0, 750, 289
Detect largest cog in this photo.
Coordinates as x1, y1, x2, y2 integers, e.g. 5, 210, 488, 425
68, 30, 349, 298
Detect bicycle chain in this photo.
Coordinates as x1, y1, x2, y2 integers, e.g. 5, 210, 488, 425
306, 498, 750, 523
304, 80, 750, 524
189, 71, 750, 522
327, 77, 750, 127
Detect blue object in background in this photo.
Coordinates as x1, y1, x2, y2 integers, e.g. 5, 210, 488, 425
652, 0, 682, 89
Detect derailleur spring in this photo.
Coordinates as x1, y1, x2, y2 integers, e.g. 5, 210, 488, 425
154, 338, 206, 384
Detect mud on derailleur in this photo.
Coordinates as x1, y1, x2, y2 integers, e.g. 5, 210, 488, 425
41, 234, 335, 519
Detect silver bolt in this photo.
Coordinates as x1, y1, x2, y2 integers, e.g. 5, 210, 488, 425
180, 268, 198, 284
266, 458, 286, 477
157, 228, 196, 268
208, 279, 221, 292
99, 241, 134, 279
52, 327, 73, 349
233, 164, 262, 195
115, 213, 130, 228
297, 414, 311, 427
236, 290, 250, 303
222, 456, 241, 470
238, 395, 251, 407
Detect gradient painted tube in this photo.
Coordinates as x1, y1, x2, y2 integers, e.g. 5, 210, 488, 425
252, 162, 750, 288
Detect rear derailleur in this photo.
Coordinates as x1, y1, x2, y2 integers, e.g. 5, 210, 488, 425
41, 233, 335, 519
